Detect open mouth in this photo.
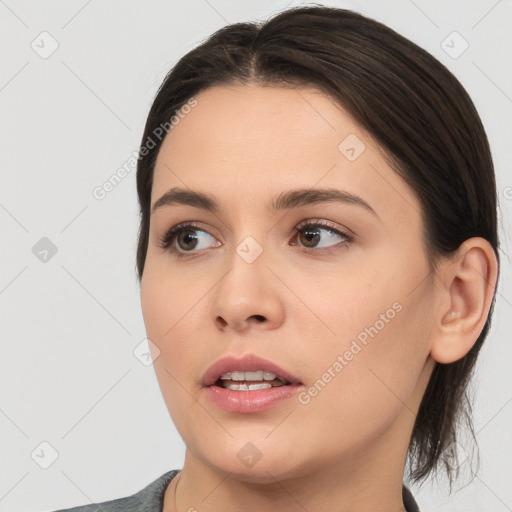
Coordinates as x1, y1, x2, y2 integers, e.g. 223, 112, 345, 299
214, 371, 291, 391
204, 362, 304, 413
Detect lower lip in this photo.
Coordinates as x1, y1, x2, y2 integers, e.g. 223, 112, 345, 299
204, 383, 304, 413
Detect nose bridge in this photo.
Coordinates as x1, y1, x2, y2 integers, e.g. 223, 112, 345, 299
210, 231, 284, 331
218, 233, 268, 308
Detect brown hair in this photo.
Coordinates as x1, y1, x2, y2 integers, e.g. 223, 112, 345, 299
135, 4, 500, 486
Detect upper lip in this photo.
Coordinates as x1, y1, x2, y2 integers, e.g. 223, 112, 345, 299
202, 353, 303, 387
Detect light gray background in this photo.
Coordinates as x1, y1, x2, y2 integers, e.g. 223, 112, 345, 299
1, 1, 511, 511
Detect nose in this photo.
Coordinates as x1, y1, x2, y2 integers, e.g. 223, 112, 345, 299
210, 250, 285, 333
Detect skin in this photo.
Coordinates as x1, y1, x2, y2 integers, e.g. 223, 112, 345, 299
139, 84, 498, 512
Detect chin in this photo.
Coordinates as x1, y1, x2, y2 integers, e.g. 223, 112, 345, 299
212, 462, 296, 485
199, 442, 313, 485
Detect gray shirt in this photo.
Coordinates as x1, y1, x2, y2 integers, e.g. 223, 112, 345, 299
49, 469, 420, 511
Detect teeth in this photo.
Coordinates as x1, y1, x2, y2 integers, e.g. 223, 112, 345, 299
220, 371, 279, 381
223, 382, 274, 391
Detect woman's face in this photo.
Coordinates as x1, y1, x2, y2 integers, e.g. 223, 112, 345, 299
140, 84, 438, 482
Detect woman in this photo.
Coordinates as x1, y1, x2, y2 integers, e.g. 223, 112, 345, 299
53, 4, 500, 512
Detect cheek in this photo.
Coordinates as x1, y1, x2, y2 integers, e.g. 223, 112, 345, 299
293, 251, 431, 427
140, 255, 205, 342
292, 306, 427, 462
303, 237, 431, 350
140, 259, 212, 404
140, 264, 205, 439
294, 255, 399, 352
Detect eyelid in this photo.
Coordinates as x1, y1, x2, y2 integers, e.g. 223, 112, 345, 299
294, 217, 355, 238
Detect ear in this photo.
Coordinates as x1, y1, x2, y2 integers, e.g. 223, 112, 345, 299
430, 237, 499, 364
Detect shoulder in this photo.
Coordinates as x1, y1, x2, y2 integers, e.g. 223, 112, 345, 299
402, 484, 420, 512
48, 469, 181, 512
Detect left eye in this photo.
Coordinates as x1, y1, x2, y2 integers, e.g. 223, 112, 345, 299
157, 220, 352, 257
292, 222, 351, 250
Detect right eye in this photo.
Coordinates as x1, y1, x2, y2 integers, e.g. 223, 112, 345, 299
157, 222, 220, 258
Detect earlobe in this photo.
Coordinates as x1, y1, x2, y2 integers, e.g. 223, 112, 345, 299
430, 237, 498, 365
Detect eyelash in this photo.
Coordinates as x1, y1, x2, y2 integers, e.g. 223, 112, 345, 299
156, 219, 353, 259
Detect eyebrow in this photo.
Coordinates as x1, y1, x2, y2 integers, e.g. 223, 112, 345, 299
151, 186, 378, 218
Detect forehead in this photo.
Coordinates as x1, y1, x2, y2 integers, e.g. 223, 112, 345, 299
151, 84, 421, 225
159, 84, 355, 162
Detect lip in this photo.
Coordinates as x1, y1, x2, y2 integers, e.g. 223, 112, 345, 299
201, 353, 303, 387
204, 383, 304, 413
201, 353, 304, 414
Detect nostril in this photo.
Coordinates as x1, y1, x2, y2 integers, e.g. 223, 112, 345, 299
252, 315, 265, 322
216, 317, 228, 328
